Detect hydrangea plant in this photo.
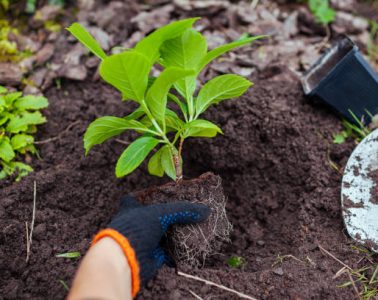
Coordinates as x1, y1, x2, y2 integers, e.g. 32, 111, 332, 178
68, 18, 263, 181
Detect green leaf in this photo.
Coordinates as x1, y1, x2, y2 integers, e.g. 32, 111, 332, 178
160, 145, 176, 180
148, 147, 164, 177
146, 67, 195, 124
196, 74, 252, 117
11, 134, 34, 150
14, 95, 49, 110
135, 18, 199, 63
59, 280, 70, 292
66, 23, 107, 60
0, 86, 7, 94
198, 36, 266, 72
4, 92, 22, 105
160, 29, 207, 99
183, 119, 223, 138
3, 161, 33, 182
0, 139, 15, 162
6, 111, 46, 133
161, 29, 207, 69
165, 109, 184, 131
0, 112, 10, 126
168, 93, 188, 118
84, 116, 152, 154
56, 251, 81, 259
99, 51, 150, 102
124, 107, 145, 121
227, 256, 246, 268
115, 136, 159, 177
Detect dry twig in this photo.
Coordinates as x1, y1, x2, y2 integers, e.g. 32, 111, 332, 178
26, 181, 37, 262
188, 289, 204, 300
347, 270, 362, 300
177, 271, 257, 300
318, 244, 352, 271
34, 121, 81, 145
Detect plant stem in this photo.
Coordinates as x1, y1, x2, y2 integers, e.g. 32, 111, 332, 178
173, 138, 184, 183
173, 152, 182, 182
187, 95, 194, 121
141, 100, 171, 144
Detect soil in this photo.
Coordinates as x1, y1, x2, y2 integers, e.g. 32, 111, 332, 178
134, 172, 232, 267
1, 0, 378, 297
368, 170, 378, 205
1, 77, 375, 299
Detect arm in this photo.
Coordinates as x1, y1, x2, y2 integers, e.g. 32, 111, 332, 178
68, 195, 210, 299
68, 237, 132, 300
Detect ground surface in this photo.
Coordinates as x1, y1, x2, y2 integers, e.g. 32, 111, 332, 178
1, 0, 378, 299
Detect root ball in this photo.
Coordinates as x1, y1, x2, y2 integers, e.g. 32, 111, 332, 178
134, 172, 232, 267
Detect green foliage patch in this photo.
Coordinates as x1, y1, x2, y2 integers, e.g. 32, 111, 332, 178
0, 86, 48, 181
308, 0, 335, 25
68, 19, 264, 181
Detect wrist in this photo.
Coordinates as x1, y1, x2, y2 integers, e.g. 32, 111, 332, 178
93, 229, 141, 297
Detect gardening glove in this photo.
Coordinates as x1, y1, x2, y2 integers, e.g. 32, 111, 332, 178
92, 194, 210, 298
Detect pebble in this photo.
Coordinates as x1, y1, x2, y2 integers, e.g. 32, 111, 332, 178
88, 27, 113, 51
35, 43, 55, 66
30, 68, 48, 87
58, 65, 87, 81
273, 267, 284, 276
34, 5, 62, 22
0, 63, 23, 86
334, 12, 369, 34
257, 240, 265, 246
282, 11, 298, 38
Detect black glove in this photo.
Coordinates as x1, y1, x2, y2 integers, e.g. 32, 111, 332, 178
92, 194, 210, 297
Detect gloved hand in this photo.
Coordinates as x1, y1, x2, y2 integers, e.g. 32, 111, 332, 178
92, 194, 210, 297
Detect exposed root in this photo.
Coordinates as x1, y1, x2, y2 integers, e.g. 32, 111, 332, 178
178, 271, 257, 300
171, 176, 232, 267
135, 173, 232, 267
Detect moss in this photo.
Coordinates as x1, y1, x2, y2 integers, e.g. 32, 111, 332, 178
0, 19, 32, 63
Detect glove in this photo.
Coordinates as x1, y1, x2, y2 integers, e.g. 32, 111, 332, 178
92, 194, 210, 297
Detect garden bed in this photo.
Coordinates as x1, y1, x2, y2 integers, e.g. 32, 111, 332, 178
1, 77, 365, 299
1, 0, 378, 299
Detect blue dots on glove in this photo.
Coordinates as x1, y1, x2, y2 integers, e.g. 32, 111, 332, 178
159, 211, 202, 231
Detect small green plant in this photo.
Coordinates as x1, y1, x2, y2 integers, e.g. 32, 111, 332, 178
227, 255, 246, 268
59, 279, 69, 291
56, 251, 81, 259
68, 19, 264, 181
0, 86, 48, 181
308, 0, 335, 25
333, 109, 372, 144
337, 246, 378, 300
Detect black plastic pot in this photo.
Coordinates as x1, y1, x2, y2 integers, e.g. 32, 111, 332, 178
301, 36, 378, 125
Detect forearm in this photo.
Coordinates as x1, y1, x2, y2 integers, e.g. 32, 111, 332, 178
68, 237, 132, 300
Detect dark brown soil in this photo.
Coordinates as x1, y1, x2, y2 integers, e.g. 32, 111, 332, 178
368, 169, 378, 204
134, 172, 232, 267
2, 76, 376, 299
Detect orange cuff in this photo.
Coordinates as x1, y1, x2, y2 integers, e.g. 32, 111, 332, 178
92, 229, 140, 297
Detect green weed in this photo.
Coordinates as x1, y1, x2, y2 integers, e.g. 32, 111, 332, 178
0, 86, 48, 181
